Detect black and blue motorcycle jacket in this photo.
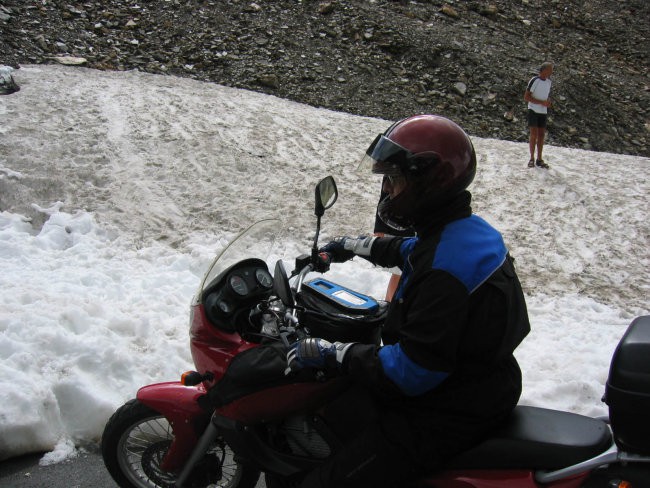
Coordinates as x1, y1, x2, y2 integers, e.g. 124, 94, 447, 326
344, 192, 530, 416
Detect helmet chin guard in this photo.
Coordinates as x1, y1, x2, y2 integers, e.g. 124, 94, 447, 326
376, 193, 411, 233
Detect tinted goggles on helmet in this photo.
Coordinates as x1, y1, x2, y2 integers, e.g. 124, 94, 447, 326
359, 134, 415, 177
361, 134, 438, 176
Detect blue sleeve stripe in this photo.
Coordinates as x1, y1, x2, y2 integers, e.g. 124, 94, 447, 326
399, 237, 417, 259
433, 215, 507, 293
378, 344, 449, 396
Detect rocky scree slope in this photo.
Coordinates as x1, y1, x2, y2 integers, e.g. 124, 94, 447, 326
1, 0, 649, 158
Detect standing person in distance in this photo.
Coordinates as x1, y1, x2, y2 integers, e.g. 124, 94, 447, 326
286, 114, 531, 488
525, 61, 554, 169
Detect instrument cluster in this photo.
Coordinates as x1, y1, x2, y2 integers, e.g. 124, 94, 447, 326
203, 259, 274, 331
227, 268, 273, 298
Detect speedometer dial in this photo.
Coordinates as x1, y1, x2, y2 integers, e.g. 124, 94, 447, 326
229, 275, 249, 296
255, 268, 273, 288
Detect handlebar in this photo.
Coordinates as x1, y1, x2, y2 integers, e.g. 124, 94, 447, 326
278, 251, 332, 345
294, 263, 314, 294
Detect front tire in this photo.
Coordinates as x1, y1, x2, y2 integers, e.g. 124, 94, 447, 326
101, 398, 260, 488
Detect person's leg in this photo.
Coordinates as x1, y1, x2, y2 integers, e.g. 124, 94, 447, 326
536, 127, 546, 161
528, 128, 537, 159
527, 110, 537, 162
300, 421, 419, 488
535, 114, 549, 167
527, 110, 538, 167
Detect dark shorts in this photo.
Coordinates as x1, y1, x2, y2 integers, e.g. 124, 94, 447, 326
528, 109, 548, 128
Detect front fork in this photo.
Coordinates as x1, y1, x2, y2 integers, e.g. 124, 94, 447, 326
136, 381, 212, 484
175, 419, 220, 488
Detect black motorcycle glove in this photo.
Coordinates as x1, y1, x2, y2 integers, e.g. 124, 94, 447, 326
319, 236, 376, 263
286, 338, 355, 373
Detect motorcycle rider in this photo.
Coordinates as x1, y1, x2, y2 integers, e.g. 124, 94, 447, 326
287, 114, 531, 487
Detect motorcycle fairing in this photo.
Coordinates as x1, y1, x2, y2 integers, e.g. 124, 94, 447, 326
190, 302, 258, 380
215, 378, 350, 423
137, 382, 211, 472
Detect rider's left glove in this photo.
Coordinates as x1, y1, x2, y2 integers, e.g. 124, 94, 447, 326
319, 236, 376, 263
286, 338, 355, 373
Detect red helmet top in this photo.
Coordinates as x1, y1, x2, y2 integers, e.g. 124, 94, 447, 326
365, 114, 476, 190
363, 115, 477, 229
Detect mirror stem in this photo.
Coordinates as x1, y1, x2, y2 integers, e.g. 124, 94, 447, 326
312, 215, 321, 263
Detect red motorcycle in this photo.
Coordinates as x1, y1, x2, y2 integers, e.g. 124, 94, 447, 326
102, 176, 650, 488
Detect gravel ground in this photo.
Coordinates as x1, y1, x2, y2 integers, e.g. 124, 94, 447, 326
1, 0, 649, 158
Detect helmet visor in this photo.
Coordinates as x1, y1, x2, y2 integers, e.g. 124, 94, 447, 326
358, 134, 414, 176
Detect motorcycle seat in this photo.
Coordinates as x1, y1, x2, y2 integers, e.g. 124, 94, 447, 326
447, 405, 613, 470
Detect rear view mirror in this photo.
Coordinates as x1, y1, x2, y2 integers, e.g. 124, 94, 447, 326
314, 176, 338, 217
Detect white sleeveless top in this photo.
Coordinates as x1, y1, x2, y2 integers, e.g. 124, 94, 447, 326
527, 76, 552, 114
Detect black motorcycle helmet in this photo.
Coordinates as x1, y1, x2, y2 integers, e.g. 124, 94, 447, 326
361, 114, 476, 230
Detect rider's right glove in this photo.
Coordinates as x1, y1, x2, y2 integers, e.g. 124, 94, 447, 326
319, 236, 376, 263
286, 338, 356, 373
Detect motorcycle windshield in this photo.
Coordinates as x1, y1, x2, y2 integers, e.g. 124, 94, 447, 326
198, 219, 282, 294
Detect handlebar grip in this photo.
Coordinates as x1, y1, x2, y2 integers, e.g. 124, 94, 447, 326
315, 252, 332, 272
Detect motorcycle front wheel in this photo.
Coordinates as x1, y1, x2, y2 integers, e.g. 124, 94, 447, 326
101, 398, 260, 488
